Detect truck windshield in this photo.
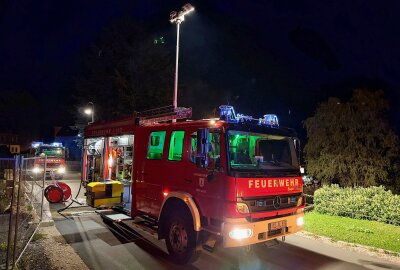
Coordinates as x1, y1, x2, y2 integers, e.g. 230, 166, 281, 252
36, 147, 65, 158
228, 130, 298, 172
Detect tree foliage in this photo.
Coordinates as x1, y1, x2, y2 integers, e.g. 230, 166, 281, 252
304, 89, 399, 187
74, 18, 174, 122
0, 90, 40, 138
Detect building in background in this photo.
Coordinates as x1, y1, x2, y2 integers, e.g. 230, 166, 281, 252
0, 133, 20, 155
54, 126, 83, 171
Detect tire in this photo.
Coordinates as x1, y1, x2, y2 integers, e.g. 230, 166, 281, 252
165, 207, 200, 265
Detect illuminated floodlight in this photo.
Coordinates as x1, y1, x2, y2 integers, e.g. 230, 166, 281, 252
182, 3, 195, 16
170, 3, 195, 23
170, 3, 195, 115
83, 102, 95, 124
84, 108, 92, 115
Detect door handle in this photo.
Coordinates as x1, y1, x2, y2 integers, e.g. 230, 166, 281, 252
184, 178, 192, 183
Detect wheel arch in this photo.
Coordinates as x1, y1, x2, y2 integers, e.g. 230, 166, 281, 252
158, 191, 201, 239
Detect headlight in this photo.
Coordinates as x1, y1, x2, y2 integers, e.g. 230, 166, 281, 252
58, 167, 66, 174
236, 202, 250, 214
32, 167, 41, 174
229, 228, 253, 240
297, 216, 304, 226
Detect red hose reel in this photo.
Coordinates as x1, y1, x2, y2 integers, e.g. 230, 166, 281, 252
44, 182, 72, 203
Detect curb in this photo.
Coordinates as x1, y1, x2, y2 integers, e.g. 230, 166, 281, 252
298, 231, 400, 263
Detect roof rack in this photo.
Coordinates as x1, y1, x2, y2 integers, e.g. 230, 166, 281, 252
136, 105, 192, 125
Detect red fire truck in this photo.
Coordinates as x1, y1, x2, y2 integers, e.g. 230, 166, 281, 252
31, 142, 66, 179
83, 105, 305, 264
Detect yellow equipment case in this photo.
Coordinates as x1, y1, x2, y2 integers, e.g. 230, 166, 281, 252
86, 181, 124, 207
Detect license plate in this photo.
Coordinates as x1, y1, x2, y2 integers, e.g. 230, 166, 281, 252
268, 220, 287, 231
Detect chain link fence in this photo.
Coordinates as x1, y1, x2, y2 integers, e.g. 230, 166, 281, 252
0, 158, 17, 270
0, 156, 47, 270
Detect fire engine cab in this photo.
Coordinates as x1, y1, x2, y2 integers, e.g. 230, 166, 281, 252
83, 105, 305, 264
31, 142, 66, 179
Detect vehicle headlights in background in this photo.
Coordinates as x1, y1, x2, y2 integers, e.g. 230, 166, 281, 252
58, 166, 66, 174
32, 167, 41, 174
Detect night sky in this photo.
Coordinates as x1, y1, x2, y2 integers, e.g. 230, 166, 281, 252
1, 0, 399, 141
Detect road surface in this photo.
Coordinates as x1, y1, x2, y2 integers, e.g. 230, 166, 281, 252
50, 173, 400, 270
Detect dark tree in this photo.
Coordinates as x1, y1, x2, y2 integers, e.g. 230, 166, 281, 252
74, 18, 174, 121
0, 90, 40, 139
304, 89, 399, 187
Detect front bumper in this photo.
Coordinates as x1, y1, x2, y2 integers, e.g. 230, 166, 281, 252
221, 211, 304, 248
45, 170, 64, 179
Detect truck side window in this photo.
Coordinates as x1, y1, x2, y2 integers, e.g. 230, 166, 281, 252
190, 132, 197, 163
189, 132, 220, 165
168, 131, 185, 161
208, 133, 221, 167
147, 131, 166, 160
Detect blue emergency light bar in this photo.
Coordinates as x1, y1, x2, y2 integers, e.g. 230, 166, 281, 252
51, 142, 63, 147
219, 105, 237, 122
31, 142, 63, 148
259, 114, 279, 127
31, 142, 43, 148
219, 105, 279, 127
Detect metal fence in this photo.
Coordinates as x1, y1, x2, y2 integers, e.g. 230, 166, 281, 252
0, 158, 17, 270
304, 193, 315, 212
0, 156, 47, 270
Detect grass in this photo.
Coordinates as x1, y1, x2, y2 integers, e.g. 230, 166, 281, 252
0, 241, 7, 251
31, 231, 46, 242
304, 211, 400, 253
27, 205, 33, 212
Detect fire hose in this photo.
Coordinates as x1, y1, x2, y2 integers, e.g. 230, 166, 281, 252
43, 171, 86, 214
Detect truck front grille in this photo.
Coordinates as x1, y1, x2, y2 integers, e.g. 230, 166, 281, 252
45, 163, 61, 168
239, 193, 302, 213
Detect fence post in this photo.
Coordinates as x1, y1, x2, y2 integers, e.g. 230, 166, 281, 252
12, 156, 23, 266
41, 156, 47, 221
5, 157, 17, 270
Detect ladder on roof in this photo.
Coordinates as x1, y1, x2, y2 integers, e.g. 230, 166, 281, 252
135, 105, 192, 125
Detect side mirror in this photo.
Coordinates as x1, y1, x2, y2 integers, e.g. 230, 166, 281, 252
293, 138, 299, 149
293, 138, 301, 165
196, 128, 209, 168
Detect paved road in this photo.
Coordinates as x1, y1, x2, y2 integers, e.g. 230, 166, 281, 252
63, 171, 81, 182
51, 213, 400, 270
51, 173, 400, 270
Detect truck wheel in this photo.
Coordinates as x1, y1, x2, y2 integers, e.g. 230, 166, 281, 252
165, 211, 199, 264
